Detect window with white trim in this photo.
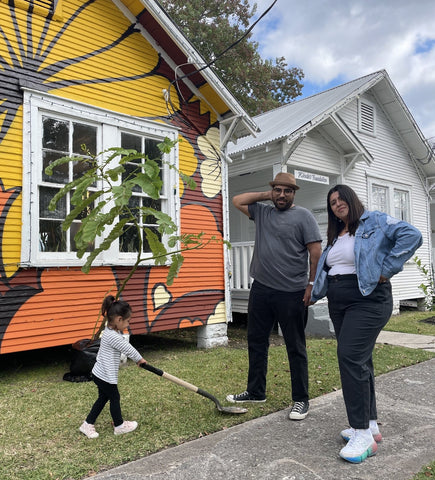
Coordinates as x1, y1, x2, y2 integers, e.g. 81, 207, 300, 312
369, 179, 411, 222
22, 91, 179, 267
39, 116, 98, 254
358, 99, 376, 136
119, 132, 164, 254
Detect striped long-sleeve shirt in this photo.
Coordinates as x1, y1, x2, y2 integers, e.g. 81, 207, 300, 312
92, 327, 142, 384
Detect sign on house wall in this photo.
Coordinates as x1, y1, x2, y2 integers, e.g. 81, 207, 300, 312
295, 170, 330, 185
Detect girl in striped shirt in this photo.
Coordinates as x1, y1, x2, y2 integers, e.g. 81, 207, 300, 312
79, 296, 146, 438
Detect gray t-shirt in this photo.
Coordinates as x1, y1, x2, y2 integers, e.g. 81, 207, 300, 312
248, 202, 322, 292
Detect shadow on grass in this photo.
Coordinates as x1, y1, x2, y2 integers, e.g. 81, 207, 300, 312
0, 318, 254, 376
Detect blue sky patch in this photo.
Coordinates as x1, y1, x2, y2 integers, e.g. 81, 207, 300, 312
415, 38, 435, 54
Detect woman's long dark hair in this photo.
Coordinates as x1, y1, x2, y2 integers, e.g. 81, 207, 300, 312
101, 295, 132, 325
326, 185, 365, 246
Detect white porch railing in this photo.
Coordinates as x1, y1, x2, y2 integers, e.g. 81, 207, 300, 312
230, 241, 254, 290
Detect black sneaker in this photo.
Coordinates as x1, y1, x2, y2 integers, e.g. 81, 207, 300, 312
289, 401, 309, 420
226, 391, 266, 403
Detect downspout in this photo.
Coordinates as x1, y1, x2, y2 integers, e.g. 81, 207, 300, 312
221, 137, 232, 324
220, 116, 244, 323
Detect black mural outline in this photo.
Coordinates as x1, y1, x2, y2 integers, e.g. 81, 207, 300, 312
0, 180, 21, 282
151, 282, 173, 311
0, 180, 43, 349
0, 1, 229, 350
147, 289, 224, 333
0, 0, 155, 144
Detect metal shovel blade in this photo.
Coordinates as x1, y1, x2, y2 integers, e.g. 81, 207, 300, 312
198, 387, 248, 414
141, 363, 248, 414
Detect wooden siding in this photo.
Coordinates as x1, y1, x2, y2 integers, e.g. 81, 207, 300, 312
291, 130, 342, 176
0, 0, 231, 353
228, 91, 429, 308
328, 95, 428, 301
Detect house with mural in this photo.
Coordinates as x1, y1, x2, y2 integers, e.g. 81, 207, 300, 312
227, 70, 435, 335
0, 0, 258, 354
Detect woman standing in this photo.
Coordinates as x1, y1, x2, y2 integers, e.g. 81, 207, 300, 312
311, 184, 422, 463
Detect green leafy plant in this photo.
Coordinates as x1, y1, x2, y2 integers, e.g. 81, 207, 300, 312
45, 138, 223, 338
414, 256, 434, 310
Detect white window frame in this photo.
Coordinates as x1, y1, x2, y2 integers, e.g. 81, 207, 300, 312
368, 178, 412, 222
22, 90, 180, 268
358, 98, 377, 137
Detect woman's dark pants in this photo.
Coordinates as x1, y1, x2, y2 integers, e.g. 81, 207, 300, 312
86, 375, 123, 427
247, 280, 308, 402
327, 275, 393, 429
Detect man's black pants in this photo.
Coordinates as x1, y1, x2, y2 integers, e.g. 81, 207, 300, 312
247, 280, 308, 402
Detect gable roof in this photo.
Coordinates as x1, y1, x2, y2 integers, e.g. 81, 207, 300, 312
120, 0, 259, 141
227, 70, 435, 175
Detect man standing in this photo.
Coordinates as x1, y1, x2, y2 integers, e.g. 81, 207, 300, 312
227, 172, 322, 420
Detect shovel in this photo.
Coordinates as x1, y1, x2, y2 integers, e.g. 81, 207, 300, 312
140, 363, 248, 414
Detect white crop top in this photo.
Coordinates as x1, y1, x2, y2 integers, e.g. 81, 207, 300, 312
326, 233, 356, 276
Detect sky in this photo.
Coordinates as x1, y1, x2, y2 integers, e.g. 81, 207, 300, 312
249, 0, 435, 141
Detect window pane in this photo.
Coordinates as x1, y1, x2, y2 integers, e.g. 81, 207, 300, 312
145, 139, 161, 160
73, 123, 97, 156
70, 194, 94, 220
143, 226, 161, 253
146, 139, 163, 183
42, 150, 69, 183
120, 196, 140, 222
122, 132, 142, 152
394, 190, 409, 221
372, 185, 387, 212
39, 220, 66, 252
42, 117, 69, 151
142, 197, 161, 225
122, 163, 142, 192
39, 186, 66, 219
70, 222, 94, 252
119, 225, 140, 253
73, 158, 95, 182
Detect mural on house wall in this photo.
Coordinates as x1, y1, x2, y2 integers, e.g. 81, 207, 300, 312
0, 0, 228, 353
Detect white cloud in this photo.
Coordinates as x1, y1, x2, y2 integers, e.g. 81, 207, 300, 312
250, 0, 435, 139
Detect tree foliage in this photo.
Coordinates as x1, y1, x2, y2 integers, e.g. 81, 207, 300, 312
46, 140, 228, 339
161, 0, 304, 115
46, 140, 212, 294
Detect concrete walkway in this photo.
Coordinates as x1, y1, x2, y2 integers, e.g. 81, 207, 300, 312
90, 332, 435, 480
377, 330, 435, 352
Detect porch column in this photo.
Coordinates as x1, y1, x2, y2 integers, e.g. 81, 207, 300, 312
197, 323, 228, 349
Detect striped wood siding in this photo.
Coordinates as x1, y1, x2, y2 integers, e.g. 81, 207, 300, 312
0, 0, 228, 353
338, 95, 428, 300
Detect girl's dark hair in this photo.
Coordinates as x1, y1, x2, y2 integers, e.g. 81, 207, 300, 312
101, 295, 132, 324
326, 184, 364, 246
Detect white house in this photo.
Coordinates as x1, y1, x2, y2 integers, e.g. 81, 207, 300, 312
226, 70, 435, 335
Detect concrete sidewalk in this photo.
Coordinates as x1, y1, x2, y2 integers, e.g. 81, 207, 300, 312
90, 335, 435, 480
377, 330, 435, 352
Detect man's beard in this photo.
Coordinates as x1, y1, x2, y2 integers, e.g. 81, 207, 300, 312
274, 198, 293, 211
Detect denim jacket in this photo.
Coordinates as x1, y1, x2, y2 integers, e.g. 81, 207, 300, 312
311, 210, 423, 300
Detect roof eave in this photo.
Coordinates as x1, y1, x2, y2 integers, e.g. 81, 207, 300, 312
139, 0, 259, 139
375, 73, 435, 169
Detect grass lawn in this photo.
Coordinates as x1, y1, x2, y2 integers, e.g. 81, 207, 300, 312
384, 309, 435, 336
0, 310, 434, 480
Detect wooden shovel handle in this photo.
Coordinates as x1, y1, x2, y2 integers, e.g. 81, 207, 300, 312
141, 363, 199, 393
